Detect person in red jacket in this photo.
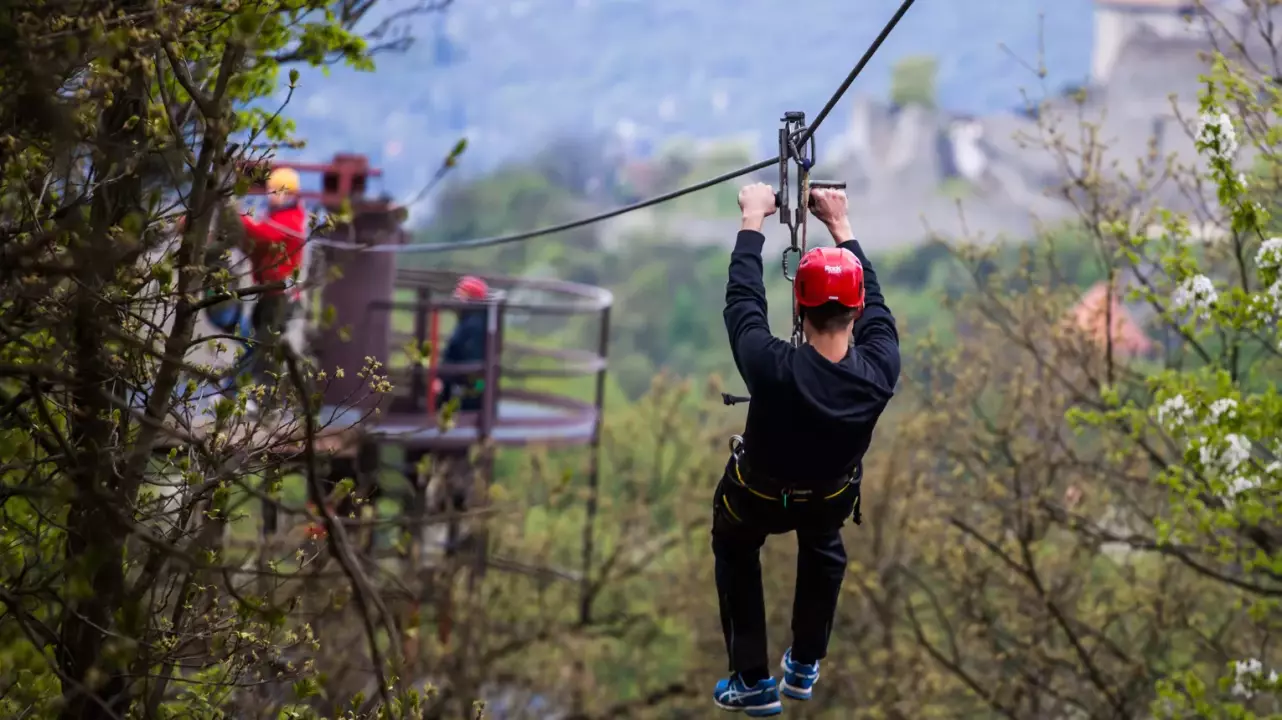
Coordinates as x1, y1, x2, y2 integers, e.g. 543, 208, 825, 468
240, 166, 308, 393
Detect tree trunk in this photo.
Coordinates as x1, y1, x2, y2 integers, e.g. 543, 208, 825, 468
57, 45, 148, 720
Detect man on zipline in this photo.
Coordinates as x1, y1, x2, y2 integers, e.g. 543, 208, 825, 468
712, 183, 900, 715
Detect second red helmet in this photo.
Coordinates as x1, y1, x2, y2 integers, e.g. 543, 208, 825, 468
794, 246, 865, 309
453, 275, 489, 300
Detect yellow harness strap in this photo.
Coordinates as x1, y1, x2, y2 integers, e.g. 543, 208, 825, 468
731, 454, 852, 503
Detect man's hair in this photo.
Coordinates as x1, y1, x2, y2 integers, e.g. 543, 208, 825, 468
801, 301, 859, 334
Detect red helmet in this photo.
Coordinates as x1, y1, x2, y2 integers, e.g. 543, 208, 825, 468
453, 275, 488, 300
794, 246, 865, 308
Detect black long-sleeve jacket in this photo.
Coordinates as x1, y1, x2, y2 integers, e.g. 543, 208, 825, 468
723, 230, 900, 487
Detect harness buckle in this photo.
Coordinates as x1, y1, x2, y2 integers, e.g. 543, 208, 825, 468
728, 434, 745, 459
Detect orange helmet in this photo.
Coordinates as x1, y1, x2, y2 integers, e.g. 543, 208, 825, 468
266, 167, 301, 194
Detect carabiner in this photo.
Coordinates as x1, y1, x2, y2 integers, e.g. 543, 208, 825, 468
781, 246, 800, 281
728, 434, 745, 458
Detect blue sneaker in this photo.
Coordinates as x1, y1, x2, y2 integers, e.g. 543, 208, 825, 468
780, 648, 820, 700
712, 674, 782, 715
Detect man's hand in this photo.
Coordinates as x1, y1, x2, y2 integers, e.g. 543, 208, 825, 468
810, 188, 853, 242
809, 187, 847, 224
738, 182, 777, 231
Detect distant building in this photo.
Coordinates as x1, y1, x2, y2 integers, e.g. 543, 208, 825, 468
1092, 0, 1205, 85
1065, 280, 1156, 359
947, 117, 987, 183
618, 160, 660, 198
808, 0, 1275, 248
1090, 0, 1269, 85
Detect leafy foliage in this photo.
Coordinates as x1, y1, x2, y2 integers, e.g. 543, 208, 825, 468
928, 12, 1282, 717
0, 1, 450, 718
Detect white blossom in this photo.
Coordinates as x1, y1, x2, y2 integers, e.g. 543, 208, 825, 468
1227, 475, 1261, 496
1208, 398, 1237, 422
1222, 434, 1252, 473
1199, 443, 1215, 467
1266, 281, 1282, 317
1156, 395, 1194, 428
1231, 658, 1279, 698
1248, 282, 1282, 321
1197, 110, 1239, 158
1235, 658, 1263, 674
1171, 274, 1217, 314
1256, 237, 1282, 269
1198, 434, 1255, 487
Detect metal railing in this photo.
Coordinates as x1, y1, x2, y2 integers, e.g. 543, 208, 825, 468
366, 268, 612, 448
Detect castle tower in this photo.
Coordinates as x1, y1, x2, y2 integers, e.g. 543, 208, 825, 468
1091, 0, 1203, 85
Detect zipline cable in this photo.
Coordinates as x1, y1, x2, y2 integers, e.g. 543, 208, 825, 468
355, 0, 918, 256
375, 157, 778, 254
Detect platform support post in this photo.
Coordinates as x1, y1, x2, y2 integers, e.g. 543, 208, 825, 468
579, 304, 611, 625
402, 448, 432, 672
468, 298, 505, 587
411, 287, 429, 412
426, 307, 440, 417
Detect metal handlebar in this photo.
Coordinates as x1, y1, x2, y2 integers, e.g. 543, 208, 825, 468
774, 113, 845, 347
807, 181, 847, 210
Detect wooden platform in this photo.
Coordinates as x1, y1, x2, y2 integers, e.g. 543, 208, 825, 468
142, 383, 595, 455
357, 389, 598, 450
141, 384, 364, 456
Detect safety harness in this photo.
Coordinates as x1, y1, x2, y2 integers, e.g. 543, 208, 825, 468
725, 435, 861, 523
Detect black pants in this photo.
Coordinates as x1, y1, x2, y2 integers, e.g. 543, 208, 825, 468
711, 462, 860, 674
248, 293, 290, 384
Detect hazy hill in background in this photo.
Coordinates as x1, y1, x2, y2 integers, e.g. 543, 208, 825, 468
283, 0, 1095, 210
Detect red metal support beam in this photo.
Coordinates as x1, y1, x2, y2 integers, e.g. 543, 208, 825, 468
239, 153, 384, 213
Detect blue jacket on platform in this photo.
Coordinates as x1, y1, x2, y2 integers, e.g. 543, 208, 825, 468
437, 309, 488, 412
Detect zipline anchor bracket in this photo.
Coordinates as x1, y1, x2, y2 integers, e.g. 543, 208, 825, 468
777, 111, 818, 347
776, 111, 814, 282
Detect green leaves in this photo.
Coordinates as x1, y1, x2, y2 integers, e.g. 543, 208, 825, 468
445, 137, 468, 167
1, 0, 434, 716
293, 676, 323, 701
